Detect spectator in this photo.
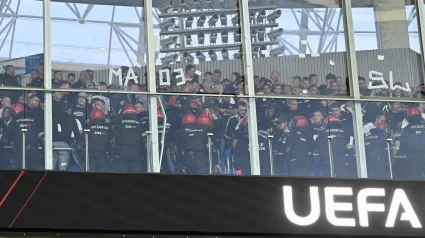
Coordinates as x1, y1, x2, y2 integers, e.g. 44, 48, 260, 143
302, 77, 310, 89
67, 73, 76, 85
270, 70, 280, 85
292, 76, 301, 88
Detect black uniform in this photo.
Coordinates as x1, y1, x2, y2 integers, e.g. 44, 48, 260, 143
178, 123, 208, 174
364, 128, 391, 179
399, 121, 425, 180
273, 130, 291, 176
233, 124, 250, 174
12, 107, 42, 170
287, 126, 313, 176
73, 105, 89, 129
88, 118, 111, 172
0, 117, 13, 168
115, 114, 145, 172
318, 122, 355, 178
258, 129, 271, 175
0, 73, 22, 103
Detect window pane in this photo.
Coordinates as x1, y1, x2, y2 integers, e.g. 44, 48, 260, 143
152, 1, 245, 95
257, 98, 358, 178
352, 0, 423, 99
362, 100, 425, 180
50, 90, 149, 173
249, 2, 349, 97
50, 2, 147, 91
0, 0, 44, 89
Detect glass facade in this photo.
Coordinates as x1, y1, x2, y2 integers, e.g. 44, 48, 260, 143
0, 0, 425, 180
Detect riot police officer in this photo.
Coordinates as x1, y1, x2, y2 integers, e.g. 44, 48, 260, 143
319, 115, 355, 178
12, 103, 42, 169
287, 115, 313, 176
399, 107, 425, 180
178, 114, 209, 174
364, 122, 391, 179
273, 116, 290, 176
115, 104, 145, 172
88, 109, 111, 172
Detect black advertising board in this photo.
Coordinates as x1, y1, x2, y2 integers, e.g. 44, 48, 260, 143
1, 170, 425, 236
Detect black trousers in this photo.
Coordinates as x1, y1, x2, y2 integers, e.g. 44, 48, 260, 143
367, 156, 391, 179
407, 152, 425, 180
184, 151, 208, 174
118, 147, 146, 173
89, 151, 110, 172
289, 157, 310, 177
14, 144, 40, 170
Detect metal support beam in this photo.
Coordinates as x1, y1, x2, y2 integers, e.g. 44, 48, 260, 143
144, 0, 160, 173
82, 4, 94, 18
0, 17, 15, 52
416, 0, 425, 85
44, 0, 53, 170
107, 6, 115, 68
299, 9, 308, 54
239, 0, 260, 175
8, 0, 20, 59
342, 0, 367, 178
112, 26, 134, 67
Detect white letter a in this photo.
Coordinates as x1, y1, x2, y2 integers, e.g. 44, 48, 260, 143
385, 189, 422, 228
283, 186, 320, 226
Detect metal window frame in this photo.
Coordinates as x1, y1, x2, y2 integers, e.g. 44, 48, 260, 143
37, 0, 425, 177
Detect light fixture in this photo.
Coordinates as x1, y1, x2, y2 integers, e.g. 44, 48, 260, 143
231, 15, 239, 26
159, 18, 176, 31
234, 29, 241, 42
208, 14, 219, 27
249, 11, 256, 23
222, 48, 229, 60
270, 46, 285, 57
222, 30, 228, 43
186, 16, 194, 28
259, 44, 267, 57
197, 15, 206, 28
159, 0, 173, 13
208, 49, 217, 60
186, 34, 192, 45
210, 32, 218, 44
258, 26, 265, 41
196, 51, 206, 61
180, 0, 191, 10
161, 54, 178, 64
267, 28, 284, 40
251, 28, 258, 42
257, 10, 266, 23
267, 10, 282, 23
220, 13, 227, 26
198, 32, 205, 44
234, 50, 243, 59
183, 52, 194, 62
205, 0, 213, 8
160, 36, 178, 48
193, 0, 203, 9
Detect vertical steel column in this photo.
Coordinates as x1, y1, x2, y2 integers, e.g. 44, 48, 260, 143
22, 129, 27, 169
416, 0, 425, 82
342, 0, 368, 178
43, 0, 53, 170
84, 129, 90, 171
239, 0, 260, 175
144, 0, 160, 173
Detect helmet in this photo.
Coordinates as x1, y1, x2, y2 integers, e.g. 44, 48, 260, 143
157, 109, 164, 118
240, 117, 248, 126
182, 114, 197, 125
376, 122, 389, 130
11, 104, 24, 114
90, 109, 105, 120
198, 116, 212, 127
324, 115, 340, 125
292, 115, 308, 127
189, 101, 201, 109
407, 107, 421, 119
169, 96, 178, 107
123, 104, 137, 115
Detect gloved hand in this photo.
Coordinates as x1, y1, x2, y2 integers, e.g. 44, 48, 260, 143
235, 170, 242, 175
346, 144, 353, 150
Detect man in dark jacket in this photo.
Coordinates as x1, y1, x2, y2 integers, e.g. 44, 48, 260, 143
88, 109, 111, 172
0, 65, 22, 103
364, 122, 391, 179
287, 115, 313, 176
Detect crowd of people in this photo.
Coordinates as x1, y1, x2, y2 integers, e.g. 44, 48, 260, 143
1, 63, 425, 179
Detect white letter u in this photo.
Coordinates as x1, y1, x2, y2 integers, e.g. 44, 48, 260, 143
283, 186, 320, 226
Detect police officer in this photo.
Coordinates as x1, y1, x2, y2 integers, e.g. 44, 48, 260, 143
116, 104, 145, 172
287, 115, 313, 176
232, 117, 250, 175
12, 103, 42, 169
88, 109, 111, 172
273, 116, 290, 176
399, 107, 425, 180
319, 115, 355, 178
364, 122, 391, 179
178, 114, 209, 174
